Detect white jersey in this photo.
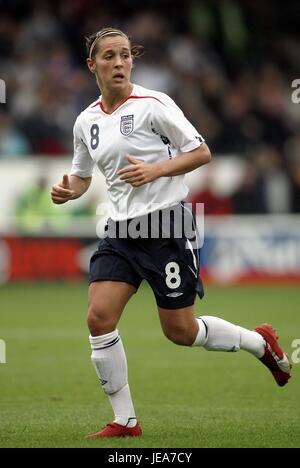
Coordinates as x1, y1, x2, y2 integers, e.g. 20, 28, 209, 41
71, 84, 205, 220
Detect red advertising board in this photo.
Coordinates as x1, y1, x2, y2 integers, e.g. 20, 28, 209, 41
3, 237, 83, 281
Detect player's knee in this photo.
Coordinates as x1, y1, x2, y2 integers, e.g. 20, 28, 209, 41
163, 324, 195, 346
87, 304, 116, 335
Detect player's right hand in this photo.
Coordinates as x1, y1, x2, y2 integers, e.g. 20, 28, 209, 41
51, 174, 75, 204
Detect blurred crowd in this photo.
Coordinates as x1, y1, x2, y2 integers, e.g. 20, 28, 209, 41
1, 0, 300, 213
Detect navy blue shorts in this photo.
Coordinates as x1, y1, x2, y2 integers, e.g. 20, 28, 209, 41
89, 202, 204, 309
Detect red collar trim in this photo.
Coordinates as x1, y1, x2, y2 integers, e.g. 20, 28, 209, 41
91, 95, 163, 115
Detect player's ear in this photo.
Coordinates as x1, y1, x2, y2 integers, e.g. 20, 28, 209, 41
87, 58, 96, 74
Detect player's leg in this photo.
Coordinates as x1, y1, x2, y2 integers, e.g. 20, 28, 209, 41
157, 305, 199, 346
86, 280, 142, 438
158, 304, 264, 352
158, 305, 291, 386
88, 280, 134, 335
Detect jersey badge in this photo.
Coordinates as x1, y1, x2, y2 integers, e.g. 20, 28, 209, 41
120, 114, 134, 136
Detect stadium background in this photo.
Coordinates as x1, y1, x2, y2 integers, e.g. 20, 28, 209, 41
0, 0, 299, 448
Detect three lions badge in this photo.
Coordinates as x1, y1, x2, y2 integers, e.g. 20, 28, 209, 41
120, 115, 134, 136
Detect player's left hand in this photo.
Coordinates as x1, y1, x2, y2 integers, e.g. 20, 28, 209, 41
118, 154, 162, 187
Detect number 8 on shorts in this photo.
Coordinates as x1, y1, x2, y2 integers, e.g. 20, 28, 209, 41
165, 262, 181, 289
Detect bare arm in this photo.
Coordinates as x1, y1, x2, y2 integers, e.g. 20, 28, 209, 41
118, 143, 211, 187
51, 174, 92, 204
156, 143, 211, 177
69, 175, 92, 199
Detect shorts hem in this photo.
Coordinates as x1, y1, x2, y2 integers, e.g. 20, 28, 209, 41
89, 277, 140, 290
155, 299, 196, 310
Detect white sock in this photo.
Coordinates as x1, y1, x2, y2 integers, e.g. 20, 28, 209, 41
109, 384, 137, 428
193, 316, 265, 357
89, 330, 137, 428
237, 326, 265, 358
193, 318, 208, 346
193, 316, 240, 351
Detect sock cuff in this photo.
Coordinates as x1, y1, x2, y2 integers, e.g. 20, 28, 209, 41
89, 330, 120, 350
193, 318, 208, 346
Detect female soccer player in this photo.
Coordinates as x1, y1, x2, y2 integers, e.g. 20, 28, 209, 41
51, 28, 291, 438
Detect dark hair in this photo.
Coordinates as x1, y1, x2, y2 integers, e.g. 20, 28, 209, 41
85, 27, 144, 60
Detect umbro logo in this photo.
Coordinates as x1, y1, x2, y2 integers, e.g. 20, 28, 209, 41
100, 378, 108, 386
228, 346, 239, 352
166, 292, 184, 298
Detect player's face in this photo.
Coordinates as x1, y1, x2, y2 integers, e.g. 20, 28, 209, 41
92, 36, 133, 92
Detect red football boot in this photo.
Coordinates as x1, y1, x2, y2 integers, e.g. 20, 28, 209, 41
85, 422, 142, 438
255, 323, 292, 387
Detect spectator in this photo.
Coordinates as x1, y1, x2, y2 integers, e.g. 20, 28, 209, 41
0, 111, 31, 157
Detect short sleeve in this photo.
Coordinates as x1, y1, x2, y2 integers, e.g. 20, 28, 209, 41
70, 117, 95, 178
150, 97, 205, 153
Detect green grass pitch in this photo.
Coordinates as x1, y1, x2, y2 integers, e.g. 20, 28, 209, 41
0, 282, 299, 448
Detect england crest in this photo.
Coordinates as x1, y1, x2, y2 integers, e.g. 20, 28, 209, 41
120, 114, 134, 136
